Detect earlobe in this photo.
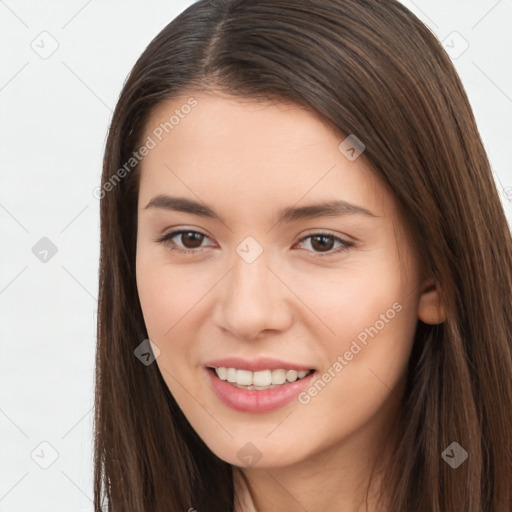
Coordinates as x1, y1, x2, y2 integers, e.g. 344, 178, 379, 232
417, 278, 446, 324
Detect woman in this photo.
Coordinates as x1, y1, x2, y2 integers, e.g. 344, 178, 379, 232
94, 0, 512, 510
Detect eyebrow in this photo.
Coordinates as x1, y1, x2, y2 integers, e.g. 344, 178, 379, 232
144, 195, 377, 223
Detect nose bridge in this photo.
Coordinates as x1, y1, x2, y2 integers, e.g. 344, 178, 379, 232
216, 238, 292, 338
229, 242, 275, 311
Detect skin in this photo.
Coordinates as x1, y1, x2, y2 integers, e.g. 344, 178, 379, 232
135, 92, 445, 512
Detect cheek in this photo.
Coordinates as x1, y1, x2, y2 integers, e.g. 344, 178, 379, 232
301, 253, 418, 400
301, 250, 413, 341
136, 259, 202, 407
305, 296, 417, 425
135, 252, 218, 402
136, 252, 207, 340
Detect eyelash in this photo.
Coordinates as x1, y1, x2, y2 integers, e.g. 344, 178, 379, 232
155, 229, 354, 258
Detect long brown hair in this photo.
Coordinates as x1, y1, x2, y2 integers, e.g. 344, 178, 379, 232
94, 1, 512, 510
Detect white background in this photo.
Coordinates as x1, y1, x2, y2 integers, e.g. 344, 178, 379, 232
1, 1, 511, 510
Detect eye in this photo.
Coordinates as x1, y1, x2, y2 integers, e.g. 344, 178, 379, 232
155, 229, 215, 254
294, 232, 354, 258
155, 229, 354, 258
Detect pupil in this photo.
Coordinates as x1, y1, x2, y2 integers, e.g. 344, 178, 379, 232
183, 232, 203, 248
312, 235, 333, 252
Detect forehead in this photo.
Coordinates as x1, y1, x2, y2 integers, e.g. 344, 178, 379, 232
137, 92, 394, 220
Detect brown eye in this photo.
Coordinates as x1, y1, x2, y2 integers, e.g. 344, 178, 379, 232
156, 229, 213, 253
179, 231, 205, 249
310, 234, 335, 252
295, 232, 354, 258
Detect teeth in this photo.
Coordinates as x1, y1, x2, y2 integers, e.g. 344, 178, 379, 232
213, 367, 312, 388
216, 367, 227, 380
271, 369, 286, 385
226, 368, 237, 383
236, 369, 252, 386
253, 370, 272, 387
286, 370, 298, 382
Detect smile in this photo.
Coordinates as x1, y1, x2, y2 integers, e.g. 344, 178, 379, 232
213, 367, 312, 390
205, 366, 317, 413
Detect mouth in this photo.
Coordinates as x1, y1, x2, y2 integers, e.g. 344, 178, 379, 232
205, 363, 318, 413
206, 366, 315, 391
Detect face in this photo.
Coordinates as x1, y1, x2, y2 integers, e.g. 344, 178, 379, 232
135, 92, 433, 471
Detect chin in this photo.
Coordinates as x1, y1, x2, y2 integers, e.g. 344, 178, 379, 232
205, 437, 309, 470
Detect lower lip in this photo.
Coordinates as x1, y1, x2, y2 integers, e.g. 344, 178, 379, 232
205, 367, 316, 413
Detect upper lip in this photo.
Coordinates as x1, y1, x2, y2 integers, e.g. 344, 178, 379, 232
204, 357, 315, 372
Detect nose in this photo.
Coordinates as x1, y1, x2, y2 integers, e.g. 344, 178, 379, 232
213, 247, 295, 341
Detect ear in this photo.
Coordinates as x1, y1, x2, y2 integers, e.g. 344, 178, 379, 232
417, 277, 446, 324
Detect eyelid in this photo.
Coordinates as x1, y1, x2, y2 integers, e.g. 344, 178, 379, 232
154, 227, 215, 248
293, 231, 354, 257
296, 228, 355, 243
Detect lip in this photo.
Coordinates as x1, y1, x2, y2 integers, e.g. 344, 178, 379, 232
205, 366, 317, 413
204, 357, 315, 372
